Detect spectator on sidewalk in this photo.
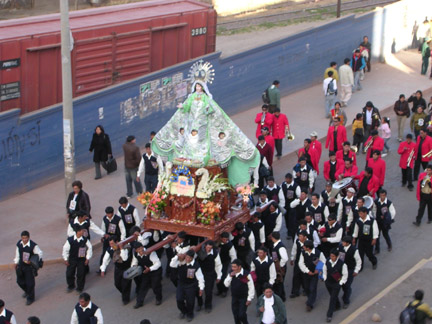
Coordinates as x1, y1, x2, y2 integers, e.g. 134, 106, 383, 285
89, 125, 112, 180
409, 90, 427, 113
421, 38, 431, 75
267, 80, 281, 113
122, 135, 143, 198
329, 102, 347, 126
359, 36, 372, 72
338, 58, 354, 107
66, 180, 91, 221
352, 114, 364, 152
378, 117, 391, 155
255, 105, 274, 139
405, 290, 432, 324
410, 106, 427, 139
137, 143, 164, 193
394, 94, 411, 142
310, 131, 322, 163
362, 101, 381, 143
323, 62, 339, 82
271, 108, 290, 159
323, 71, 337, 118
350, 49, 366, 92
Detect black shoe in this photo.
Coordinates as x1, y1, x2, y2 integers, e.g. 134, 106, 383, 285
289, 293, 299, 299
221, 291, 227, 298
179, 313, 186, 319
372, 264, 378, 270
94, 176, 101, 180
326, 317, 332, 323
408, 187, 414, 191
374, 249, 380, 255
76, 288, 83, 293
122, 300, 130, 305
413, 221, 421, 227
343, 303, 349, 309
22, 293, 28, 298
388, 246, 392, 252
196, 305, 202, 312
155, 299, 162, 306
205, 307, 212, 313
26, 299, 34, 306
66, 287, 74, 293
306, 305, 312, 312
186, 316, 194, 322
133, 303, 143, 309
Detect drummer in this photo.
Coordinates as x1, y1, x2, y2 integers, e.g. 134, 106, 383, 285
335, 158, 358, 181
336, 141, 357, 166
320, 182, 341, 215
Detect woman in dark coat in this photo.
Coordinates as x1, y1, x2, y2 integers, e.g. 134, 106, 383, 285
89, 125, 112, 179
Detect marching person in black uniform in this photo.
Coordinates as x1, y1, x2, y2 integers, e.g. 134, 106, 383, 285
373, 189, 396, 253
250, 246, 276, 298
339, 235, 362, 308
263, 176, 283, 205
352, 207, 378, 270
290, 189, 312, 225
269, 232, 289, 302
280, 173, 301, 239
248, 212, 266, 250
99, 206, 126, 266
62, 226, 93, 293
100, 236, 132, 305
319, 214, 343, 258
322, 249, 348, 322
224, 259, 255, 324
137, 142, 163, 193
13, 231, 43, 305
169, 231, 191, 287
289, 230, 308, 298
171, 250, 205, 322
66, 180, 91, 221
116, 196, 141, 237
321, 182, 339, 215
216, 232, 237, 297
299, 240, 326, 312
232, 222, 255, 271
293, 156, 315, 192
0, 299, 17, 324
196, 241, 222, 313
308, 193, 330, 227
337, 187, 357, 234
302, 215, 321, 248
261, 203, 283, 248
70, 292, 103, 324
131, 242, 163, 308
67, 210, 105, 240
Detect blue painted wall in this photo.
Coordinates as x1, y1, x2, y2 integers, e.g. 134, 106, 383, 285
0, 1, 427, 200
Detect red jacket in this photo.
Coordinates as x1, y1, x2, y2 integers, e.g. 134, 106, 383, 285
271, 113, 289, 139
356, 171, 380, 198
417, 172, 431, 201
323, 159, 344, 181
325, 125, 347, 151
335, 164, 358, 179
398, 141, 416, 169
265, 134, 275, 155
298, 147, 320, 175
367, 157, 386, 187
364, 136, 384, 158
311, 140, 322, 162
415, 135, 432, 163
255, 112, 274, 138
335, 150, 357, 166
257, 142, 273, 167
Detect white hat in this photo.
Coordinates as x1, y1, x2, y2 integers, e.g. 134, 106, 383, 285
347, 187, 356, 193
310, 131, 318, 137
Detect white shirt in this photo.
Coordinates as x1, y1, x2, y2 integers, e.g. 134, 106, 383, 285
322, 258, 348, 285
67, 218, 105, 238
290, 197, 310, 209
290, 240, 304, 261
337, 197, 355, 225
169, 256, 205, 290
310, 203, 330, 223
372, 198, 396, 220
343, 244, 362, 274
251, 221, 266, 244
224, 268, 255, 301
365, 109, 373, 125
262, 296, 276, 324
352, 215, 379, 239
70, 302, 103, 324
323, 222, 343, 243
137, 152, 164, 178
62, 235, 93, 261
250, 256, 277, 285
131, 250, 161, 271
299, 248, 327, 274
100, 247, 129, 272
273, 240, 289, 267
100, 216, 127, 241
115, 204, 141, 227
323, 77, 337, 96
283, 181, 301, 199
0, 308, 17, 324
293, 166, 314, 189
14, 240, 43, 264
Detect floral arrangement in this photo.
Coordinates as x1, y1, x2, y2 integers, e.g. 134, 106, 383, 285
236, 183, 257, 203
197, 200, 221, 225
147, 186, 168, 218
137, 192, 153, 206
196, 172, 231, 199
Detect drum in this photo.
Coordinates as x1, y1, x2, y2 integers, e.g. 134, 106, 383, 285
363, 196, 374, 209
332, 177, 356, 197
123, 266, 143, 280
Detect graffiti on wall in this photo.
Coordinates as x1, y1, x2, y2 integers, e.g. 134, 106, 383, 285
120, 72, 191, 125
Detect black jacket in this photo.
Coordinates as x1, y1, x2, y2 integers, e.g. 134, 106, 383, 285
362, 106, 381, 129
89, 132, 112, 163
408, 95, 427, 113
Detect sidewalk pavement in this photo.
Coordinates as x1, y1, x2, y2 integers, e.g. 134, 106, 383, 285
0, 49, 430, 267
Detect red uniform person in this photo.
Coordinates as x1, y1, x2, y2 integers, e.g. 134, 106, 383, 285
413, 165, 432, 226
364, 129, 384, 159
325, 117, 347, 152
310, 131, 322, 163
271, 107, 290, 158
261, 127, 275, 156
335, 158, 358, 180
367, 150, 386, 187
298, 139, 320, 175
335, 141, 357, 166
355, 167, 380, 198
255, 105, 274, 138
323, 151, 344, 182
414, 129, 432, 181
398, 134, 416, 190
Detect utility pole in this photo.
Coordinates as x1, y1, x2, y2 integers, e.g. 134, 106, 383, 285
336, 0, 342, 18
60, 0, 76, 198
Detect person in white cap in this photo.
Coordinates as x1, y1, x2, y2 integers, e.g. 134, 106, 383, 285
310, 131, 322, 163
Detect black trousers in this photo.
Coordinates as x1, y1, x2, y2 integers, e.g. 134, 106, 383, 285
302, 273, 319, 307
285, 208, 297, 240
217, 263, 230, 294
66, 259, 87, 290
231, 296, 249, 324
16, 265, 35, 301
273, 266, 286, 301
416, 193, 432, 223
144, 174, 158, 193
342, 269, 354, 305
325, 281, 341, 318
274, 139, 283, 157
376, 221, 392, 251
197, 272, 215, 309
137, 268, 162, 304
114, 265, 132, 303
100, 238, 110, 266
177, 283, 197, 318
401, 168, 413, 188
164, 248, 175, 277
414, 160, 428, 180
358, 239, 377, 269
291, 263, 304, 295
268, 104, 277, 114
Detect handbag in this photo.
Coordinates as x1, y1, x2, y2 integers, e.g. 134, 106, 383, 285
106, 156, 117, 174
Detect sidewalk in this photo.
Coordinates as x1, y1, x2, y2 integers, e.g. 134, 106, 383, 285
0, 49, 430, 267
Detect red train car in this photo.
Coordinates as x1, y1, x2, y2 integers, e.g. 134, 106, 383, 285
0, 0, 216, 114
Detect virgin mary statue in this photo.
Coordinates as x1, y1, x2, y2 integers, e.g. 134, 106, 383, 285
151, 60, 259, 187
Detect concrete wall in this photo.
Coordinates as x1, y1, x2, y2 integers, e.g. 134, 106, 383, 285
0, 0, 430, 201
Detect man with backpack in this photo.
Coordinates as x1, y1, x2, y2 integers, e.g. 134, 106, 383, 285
323, 71, 337, 119
266, 80, 280, 113
400, 289, 432, 324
